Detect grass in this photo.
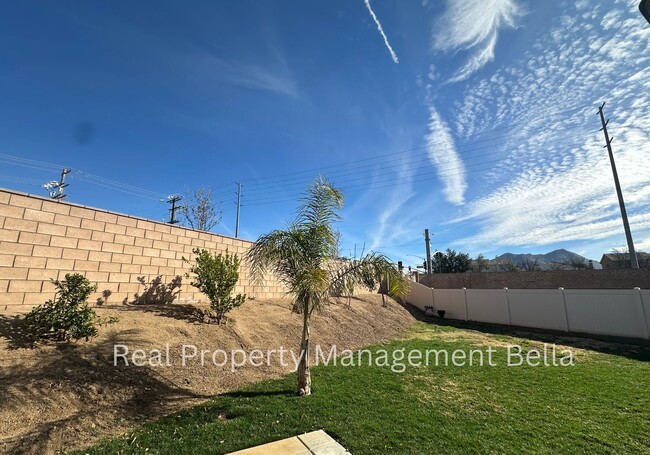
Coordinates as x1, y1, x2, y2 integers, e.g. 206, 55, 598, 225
75, 321, 650, 454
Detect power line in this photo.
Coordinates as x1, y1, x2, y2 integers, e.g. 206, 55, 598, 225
241, 103, 589, 186
241, 122, 595, 199
238, 134, 649, 208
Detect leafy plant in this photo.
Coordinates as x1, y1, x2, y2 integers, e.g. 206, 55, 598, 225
184, 248, 246, 324
24, 273, 106, 342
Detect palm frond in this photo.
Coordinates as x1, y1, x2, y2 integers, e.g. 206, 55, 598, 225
296, 177, 343, 230
326, 253, 411, 301
246, 227, 305, 285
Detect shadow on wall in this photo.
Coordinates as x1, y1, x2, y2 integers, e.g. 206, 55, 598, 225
116, 275, 205, 323
131, 275, 182, 305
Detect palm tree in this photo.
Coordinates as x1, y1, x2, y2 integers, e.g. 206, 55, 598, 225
246, 178, 410, 396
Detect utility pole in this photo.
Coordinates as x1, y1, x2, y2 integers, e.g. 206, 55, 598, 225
235, 182, 242, 238
424, 229, 432, 274
166, 195, 183, 225
43, 168, 71, 200
598, 102, 639, 269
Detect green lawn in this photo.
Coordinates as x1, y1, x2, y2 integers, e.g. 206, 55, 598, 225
76, 321, 650, 454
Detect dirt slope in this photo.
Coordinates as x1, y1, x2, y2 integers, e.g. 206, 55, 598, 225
0, 295, 415, 454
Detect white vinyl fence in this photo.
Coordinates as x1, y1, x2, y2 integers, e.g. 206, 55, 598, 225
406, 281, 650, 340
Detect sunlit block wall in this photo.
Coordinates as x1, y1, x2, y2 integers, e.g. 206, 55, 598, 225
407, 280, 650, 340
0, 188, 286, 312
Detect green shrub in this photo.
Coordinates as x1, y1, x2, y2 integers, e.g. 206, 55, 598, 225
24, 273, 105, 341
184, 248, 246, 324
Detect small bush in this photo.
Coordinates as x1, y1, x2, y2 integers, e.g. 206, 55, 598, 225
24, 273, 106, 342
184, 248, 246, 324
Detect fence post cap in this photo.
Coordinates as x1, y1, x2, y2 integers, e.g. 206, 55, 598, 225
634, 287, 641, 290
503, 287, 508, 290
462, 287, 467, 290
558, 287, 564, 290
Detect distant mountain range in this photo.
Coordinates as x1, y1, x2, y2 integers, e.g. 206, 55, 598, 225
495, 249, 595, 270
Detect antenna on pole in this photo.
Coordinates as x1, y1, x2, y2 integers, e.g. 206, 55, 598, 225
598, 102, 639, 269
43, 168, 71, 200
235, 182, 242, 238
164, 195, 184, 225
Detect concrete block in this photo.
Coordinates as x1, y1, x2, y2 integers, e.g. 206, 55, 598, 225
49, 236, 78, 248
81, 219, 105, 231
9, 194, 42, 210
23, 208, 55, 223
66, 227, 93, 240
54, 214, 82, 228
69, 206, 96, 220
15, 256, 47, 268
0, 267, 29, 280
41, 200, 71, 215
33, 245, 63, 258
77, 239, 103, 251
88, 251, 112, 262
37, 223, 67, 236
4, 218, 38, 232
8, 280, 42, 292
101, 243, 124, 254
94, 212, 118, 224
62, 248, 89, 260
104, 223, 126, 235
74, 260, 100, 272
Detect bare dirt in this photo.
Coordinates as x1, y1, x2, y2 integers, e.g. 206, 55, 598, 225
0, 295, 415, 454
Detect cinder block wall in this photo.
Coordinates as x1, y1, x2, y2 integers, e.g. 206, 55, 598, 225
418, 269, 650, 290
0, 188, 285, 312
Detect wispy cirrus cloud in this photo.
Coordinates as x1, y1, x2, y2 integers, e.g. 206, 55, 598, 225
425, 105, 467, 205
448, 0, 650, 255
363, 0, 399, 64
188, 50, 300, 98
433, 0, 522, 82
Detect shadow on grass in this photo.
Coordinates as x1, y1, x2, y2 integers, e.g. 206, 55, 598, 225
0, 329, 210, 455
220, 389, 295, 399
406, 304, 650, 362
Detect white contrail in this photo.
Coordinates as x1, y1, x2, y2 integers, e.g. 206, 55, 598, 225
363, 0, 399, 64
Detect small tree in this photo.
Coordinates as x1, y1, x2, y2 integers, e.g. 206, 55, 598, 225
184, 248, 246, 323
431, 249, 472, 273
505, 262, 520, 272
182, 186, 222, 232
24, 273, 102, 342
569, 258, 587, 270
475, 253, 489, 272
247, 178, 410, 396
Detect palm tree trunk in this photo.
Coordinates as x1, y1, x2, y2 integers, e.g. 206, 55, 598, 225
296, 304, 311, 396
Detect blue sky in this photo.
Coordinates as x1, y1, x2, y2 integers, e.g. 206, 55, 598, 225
1, 0, 650, 267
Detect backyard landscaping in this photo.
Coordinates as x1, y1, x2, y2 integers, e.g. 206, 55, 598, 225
0, 295, 413, 454
76, 319, 650, 454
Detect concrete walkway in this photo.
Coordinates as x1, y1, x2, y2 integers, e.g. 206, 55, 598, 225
228, 430, 350, 454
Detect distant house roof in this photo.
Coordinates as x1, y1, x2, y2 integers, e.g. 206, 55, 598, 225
600, 252, 650, 262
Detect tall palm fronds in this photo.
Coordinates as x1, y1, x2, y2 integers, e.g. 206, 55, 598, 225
246, 177, 410, 395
